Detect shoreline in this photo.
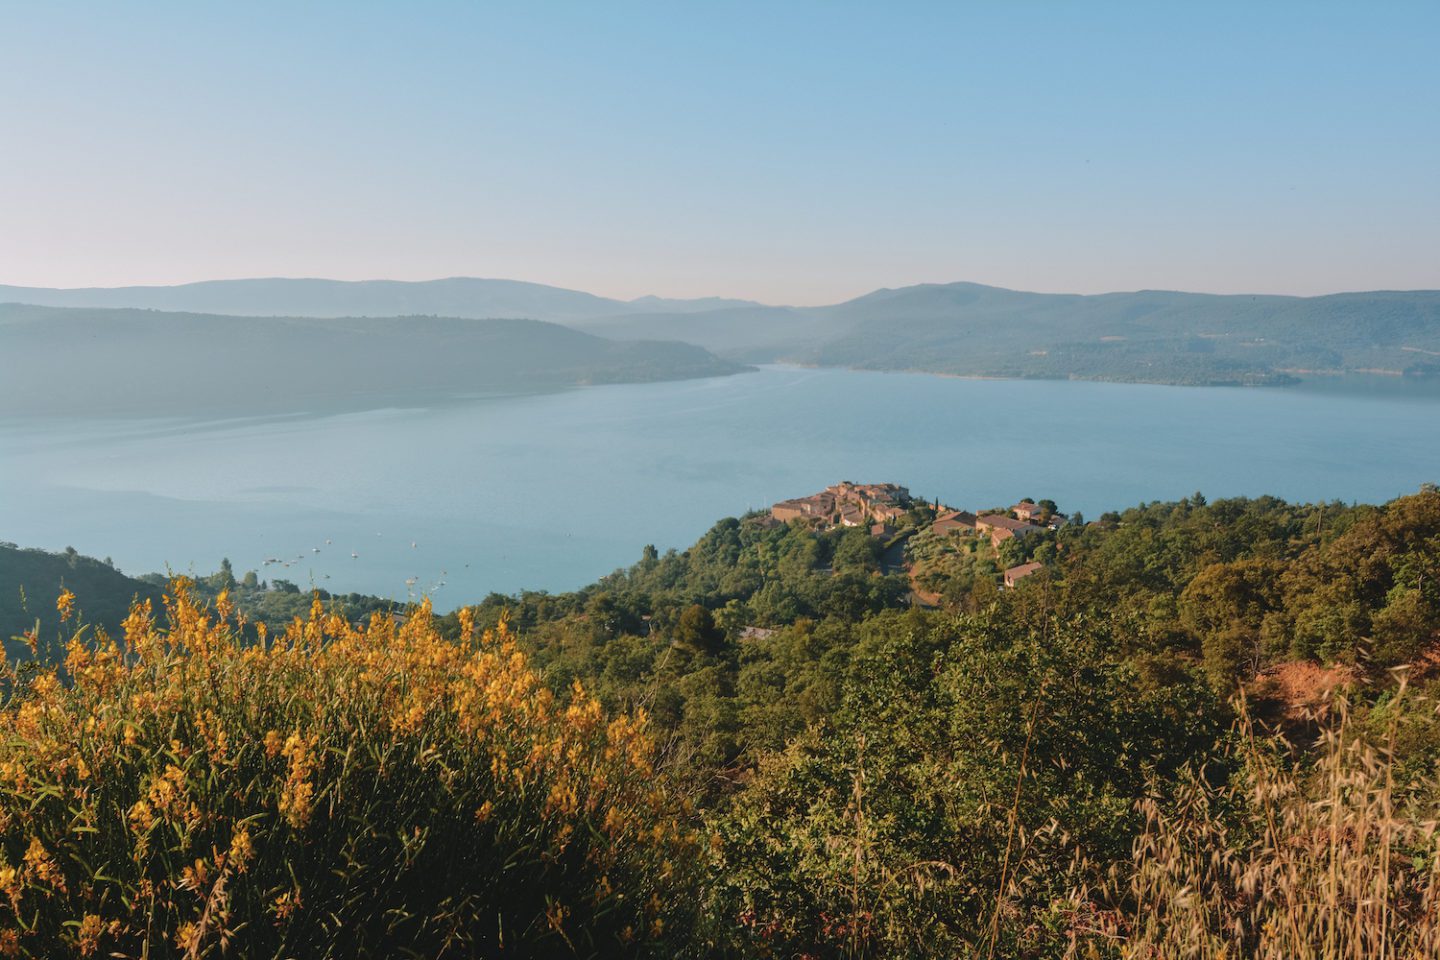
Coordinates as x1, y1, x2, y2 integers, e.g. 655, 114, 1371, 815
764, 361, 1440, 391
764, 361, 1293, 390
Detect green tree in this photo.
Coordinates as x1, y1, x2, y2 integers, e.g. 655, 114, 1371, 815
1179, 559, 1281, 688
675, 603, 724, 654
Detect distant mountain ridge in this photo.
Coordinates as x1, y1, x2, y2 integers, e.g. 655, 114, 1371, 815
0, 277, 761, 324
792, 282, 1440, 386
582, 282, 1440, 386
4, 277, 1439, 387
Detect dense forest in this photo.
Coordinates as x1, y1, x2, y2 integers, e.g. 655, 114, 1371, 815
3, 486, 1439, 956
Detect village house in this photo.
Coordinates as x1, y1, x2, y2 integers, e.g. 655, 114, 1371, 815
771, 492, 836, 523
931, 510, 977, 537
1003, 561, 1044, 588
870, 502, 907, 522
770, 500, 809, 522
1011, 501, 1044, 522
975, 514, 1040, 547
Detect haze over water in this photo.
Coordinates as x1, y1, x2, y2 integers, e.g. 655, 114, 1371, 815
4, 366, 1438, 608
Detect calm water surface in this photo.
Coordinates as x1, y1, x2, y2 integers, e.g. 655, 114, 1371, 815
3, 366, 1438, 608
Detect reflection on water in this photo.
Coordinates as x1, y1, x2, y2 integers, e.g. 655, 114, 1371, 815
1290, 373, 1440, 402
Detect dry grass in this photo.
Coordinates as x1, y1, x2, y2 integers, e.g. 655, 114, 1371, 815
1068, 681, 1440, 960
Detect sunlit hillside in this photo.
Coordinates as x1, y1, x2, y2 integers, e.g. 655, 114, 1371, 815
5, 488, 1440, 957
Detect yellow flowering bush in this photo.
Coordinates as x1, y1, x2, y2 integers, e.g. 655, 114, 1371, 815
0, 582, 698, 958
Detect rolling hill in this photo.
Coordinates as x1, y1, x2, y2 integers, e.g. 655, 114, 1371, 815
0, 277, 758, 325
0, 304, 748, 417
806, 283, 1440, 383
4, 278, 1438, 387
584, 282, 1440, 386
0, 542, 163, 661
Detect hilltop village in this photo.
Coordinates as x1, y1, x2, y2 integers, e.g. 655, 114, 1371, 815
765, 481, 1070, 597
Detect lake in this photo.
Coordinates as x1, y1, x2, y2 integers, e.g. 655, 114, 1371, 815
3, 366, 1439, 608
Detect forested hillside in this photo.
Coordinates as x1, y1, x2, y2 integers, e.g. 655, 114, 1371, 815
443, 486, 1440, 954
801, 284, 1440, 385
439, 488, 1439, 774
0, 543, 162, 662
586, 283, 1440, 386
4, 487, 1439, 956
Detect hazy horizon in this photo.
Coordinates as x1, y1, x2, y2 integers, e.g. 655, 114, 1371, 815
4, 1, 1437, 303
5, 274, 1440, 311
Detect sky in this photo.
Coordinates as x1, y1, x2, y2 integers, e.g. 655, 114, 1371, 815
1, 1, 1437, 304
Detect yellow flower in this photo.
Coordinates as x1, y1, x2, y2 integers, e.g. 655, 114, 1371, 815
56, 589, 75, 622
23, 837, 64, 891
0, 865, 19, 900
145, 764, 187, 816
215, 588, 233, 621
174, 921, 198, 952
76, 913, 103, 956
279, 733, 316, 828
228, 825, 254, 871
0, 582, 685, 949
127, 800, 155, 832
273, 888, 301, 921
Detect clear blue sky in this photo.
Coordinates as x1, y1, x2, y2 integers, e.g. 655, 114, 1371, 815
2, 1, 1436, 303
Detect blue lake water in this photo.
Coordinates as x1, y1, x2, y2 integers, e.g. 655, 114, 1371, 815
3, 366, 1438, 609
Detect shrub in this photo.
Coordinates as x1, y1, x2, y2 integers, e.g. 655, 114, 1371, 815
0, 582, 697, 958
